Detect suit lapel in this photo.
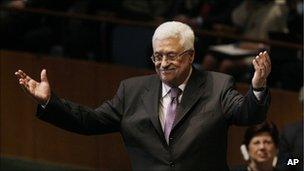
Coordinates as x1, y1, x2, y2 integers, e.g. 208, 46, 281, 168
141, 76, 164, 140
172, 69, 207, 129
141, 69, 207, 142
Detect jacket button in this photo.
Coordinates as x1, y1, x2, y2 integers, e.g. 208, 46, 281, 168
169, 137, 173, 141
169, 161, 175, 167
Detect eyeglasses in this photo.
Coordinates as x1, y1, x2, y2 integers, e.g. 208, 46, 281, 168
151, 49, 193, 63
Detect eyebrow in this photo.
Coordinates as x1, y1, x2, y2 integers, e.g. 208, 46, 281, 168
154, 51, 178, 54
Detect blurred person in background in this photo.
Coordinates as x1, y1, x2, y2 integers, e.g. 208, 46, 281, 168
0, 0, 73, 53
268, 0, 303, 91
166, 0, 243, 65
231, 121, 280, 171
231, 0, 288, 49
276, 87, 303, 171
201, 0, 289, 83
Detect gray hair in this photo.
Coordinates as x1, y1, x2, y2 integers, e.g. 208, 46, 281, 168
152, 21, 195, 50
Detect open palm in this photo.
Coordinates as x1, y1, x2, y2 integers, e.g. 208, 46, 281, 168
15, 69, 51, 104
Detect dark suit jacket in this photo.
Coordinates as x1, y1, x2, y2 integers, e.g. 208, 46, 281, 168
230, 165, 278, 171
37, 68, 270, 171
277, 121, 303, 171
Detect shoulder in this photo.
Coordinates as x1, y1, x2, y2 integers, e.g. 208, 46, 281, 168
205, 71, 233, 80
122, 74, 158, 85
119, 74, 159, 91
203, 71, 234, 86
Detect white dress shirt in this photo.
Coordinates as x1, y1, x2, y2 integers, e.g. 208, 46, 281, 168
159, 68, 192, 131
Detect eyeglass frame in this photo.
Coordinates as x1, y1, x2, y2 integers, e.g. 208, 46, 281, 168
151, 49, 194, 63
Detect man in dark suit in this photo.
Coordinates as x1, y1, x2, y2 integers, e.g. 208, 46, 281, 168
15, 21, 271, 170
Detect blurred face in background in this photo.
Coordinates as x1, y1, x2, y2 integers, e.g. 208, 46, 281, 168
248, 132, 278, 164
153, 37, 194, 87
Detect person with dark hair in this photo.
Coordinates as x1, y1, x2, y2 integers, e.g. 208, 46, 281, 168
231, 121, 279, 171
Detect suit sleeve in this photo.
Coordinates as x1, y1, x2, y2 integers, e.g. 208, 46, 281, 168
36, 81, 125, 135
221, 76, 270, 126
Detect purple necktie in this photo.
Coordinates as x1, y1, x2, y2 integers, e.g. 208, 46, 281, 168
164, 87, 182, 143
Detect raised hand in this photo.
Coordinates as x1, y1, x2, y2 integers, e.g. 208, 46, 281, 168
15, 69, 51, 104
252, 51, 271, 89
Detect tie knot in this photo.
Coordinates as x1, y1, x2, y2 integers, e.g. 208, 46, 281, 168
170, 87, 182, 99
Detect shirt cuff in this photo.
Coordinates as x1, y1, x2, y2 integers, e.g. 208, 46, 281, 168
253, 90, 264, 101
40, 97, 50, 109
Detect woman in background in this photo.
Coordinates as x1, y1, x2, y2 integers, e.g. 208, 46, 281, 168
231, 121, 279, 171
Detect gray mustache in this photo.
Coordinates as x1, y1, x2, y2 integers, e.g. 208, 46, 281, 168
159, 68, 175, 71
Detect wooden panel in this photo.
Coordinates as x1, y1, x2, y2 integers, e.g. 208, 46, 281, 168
0, 51, 36, 157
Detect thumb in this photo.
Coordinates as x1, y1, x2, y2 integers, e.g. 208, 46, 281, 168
40, 69, 49, 83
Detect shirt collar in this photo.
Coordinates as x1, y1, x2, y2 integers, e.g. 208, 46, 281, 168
161, 67, 192, 98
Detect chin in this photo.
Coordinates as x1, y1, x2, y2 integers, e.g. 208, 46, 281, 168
256, 158, 271, 163
161, 77, 176, 86
161, 79, 173, 85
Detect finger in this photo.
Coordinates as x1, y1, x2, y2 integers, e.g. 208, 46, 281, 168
19, 78, 30, 90
252, 58, 261, 73
40, 69, 49, 83
262, 62, 269, 77
17, 70, 32, 81
253, 54, 262, 69
25, 76, 31, 83
256, 52, 268, 69
260, 51, 271, 75
18, 74, 30, 84
18, 70, 27, 79
264, 51, 271, 71
15, 70, 24, 79
262, 57, 271, 76
253, 57, 266, 79
15, 72, 21, 79
19, 79, 31, 94
265, 51, 271, 63
19, 78, 27, 85
260, 64, 266, 78
257, 52, 264, 62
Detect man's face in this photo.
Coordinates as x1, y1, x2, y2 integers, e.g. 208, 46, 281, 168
153, 37, 194, 87
248, 132, 278, 164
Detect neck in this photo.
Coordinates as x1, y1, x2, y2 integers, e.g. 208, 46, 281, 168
249, 161, 273, 171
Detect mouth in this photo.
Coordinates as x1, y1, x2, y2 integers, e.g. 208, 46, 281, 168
257, 153, 268, 159
159, 68, 176, 74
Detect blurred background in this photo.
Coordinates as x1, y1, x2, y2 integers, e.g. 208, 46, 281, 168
0, 0, 303, 170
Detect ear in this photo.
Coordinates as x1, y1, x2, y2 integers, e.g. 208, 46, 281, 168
189, 50, 195, 63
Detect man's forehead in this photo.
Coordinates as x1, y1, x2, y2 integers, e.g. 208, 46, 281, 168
153, 37, 183, 51
153, 36, 181, 43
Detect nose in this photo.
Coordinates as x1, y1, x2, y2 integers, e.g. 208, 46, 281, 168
258, 143, 266, 150
160, 58, 170, 68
